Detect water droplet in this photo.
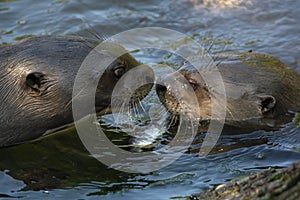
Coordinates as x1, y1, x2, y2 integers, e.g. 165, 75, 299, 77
18, 19, 26, 25
256, 152, 265, 159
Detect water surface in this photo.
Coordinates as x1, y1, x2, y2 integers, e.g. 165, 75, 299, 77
0, 0, 300, 199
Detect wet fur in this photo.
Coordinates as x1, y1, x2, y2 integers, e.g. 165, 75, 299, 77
157, 52, 300, 133
0, 35, 151, 146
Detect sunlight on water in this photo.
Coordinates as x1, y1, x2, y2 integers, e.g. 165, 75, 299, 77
190, 0, 252, 10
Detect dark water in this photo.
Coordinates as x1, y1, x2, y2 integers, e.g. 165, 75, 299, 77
1, 0, 300, 199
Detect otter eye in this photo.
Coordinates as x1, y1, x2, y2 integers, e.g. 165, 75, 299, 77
113, 66, 126, 78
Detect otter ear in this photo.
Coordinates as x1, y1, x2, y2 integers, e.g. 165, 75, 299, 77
26, 72, 45, 91
258, 95, 276, 114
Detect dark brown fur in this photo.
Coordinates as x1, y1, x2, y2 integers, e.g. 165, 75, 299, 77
0, 35, 153, 146
157, 52, 300, 133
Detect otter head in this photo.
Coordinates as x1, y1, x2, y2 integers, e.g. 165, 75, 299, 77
0, 36, 154, 146
155, 54, 288, 133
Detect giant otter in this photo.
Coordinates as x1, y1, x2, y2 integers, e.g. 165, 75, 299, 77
156, 52, 300, 134
0, 35, 154, 147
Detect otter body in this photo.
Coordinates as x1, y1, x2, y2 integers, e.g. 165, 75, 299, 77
157, 52, 300, 133
0, 35, 153, 147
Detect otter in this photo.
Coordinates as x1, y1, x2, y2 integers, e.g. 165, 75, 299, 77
0, 35, 154, 147
156, 52, 300, 134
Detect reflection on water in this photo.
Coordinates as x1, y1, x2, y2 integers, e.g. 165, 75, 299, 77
0, 116, 299, 199
0, 126, 134, 192
0, 0, 18, 3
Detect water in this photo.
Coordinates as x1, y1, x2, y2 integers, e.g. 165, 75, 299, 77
1, 0, 300, 199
